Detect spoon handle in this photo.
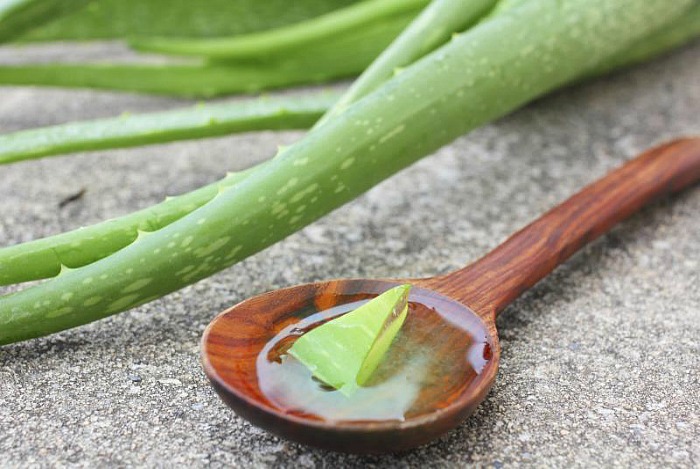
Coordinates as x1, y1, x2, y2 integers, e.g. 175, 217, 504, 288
425, 138, 700, 320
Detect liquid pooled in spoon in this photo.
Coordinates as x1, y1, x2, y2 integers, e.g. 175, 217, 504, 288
257, 298, 492, 422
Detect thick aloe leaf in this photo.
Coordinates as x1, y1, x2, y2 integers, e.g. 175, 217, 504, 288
0, 63, 320, 98
0, 92, 337, 164
592, 2, 700, 76
356, 287, 411, 386
0, 9, 413, 97
130, 0, 428, 59
20, 0, 357, 42
318, 0, 498, 125
0, 0, 696, 345
3, 0, 689, 282
0, 92, 341, 283
0, 0, 88, 42
6, 0, 691, 98
288, 285, 411, 395
0, 164, 267, 286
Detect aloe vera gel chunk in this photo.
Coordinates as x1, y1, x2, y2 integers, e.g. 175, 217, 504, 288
288, 284, 411, 395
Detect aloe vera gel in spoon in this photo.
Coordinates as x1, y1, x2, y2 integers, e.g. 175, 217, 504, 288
256, 284, 492, 422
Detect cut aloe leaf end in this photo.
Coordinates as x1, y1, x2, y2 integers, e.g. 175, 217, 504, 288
287, 284, 411, 396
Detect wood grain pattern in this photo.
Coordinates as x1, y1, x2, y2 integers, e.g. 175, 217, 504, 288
202, 137, 700, 453
421, 138, 700, 319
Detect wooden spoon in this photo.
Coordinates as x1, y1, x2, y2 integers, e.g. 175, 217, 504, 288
202, 138, 700, 453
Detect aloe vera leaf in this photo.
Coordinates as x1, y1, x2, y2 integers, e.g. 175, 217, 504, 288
130, 0, 428, 59
0, 13, 413, 97
318, 0, 498, 126
0, 0, 88, 42
0, 3, 694, 286
0, 93, 337, 282
0, 92, 337, 165
2, 1, 695, 98
0, 0, 694, 344
218, 9, 416, 78
484, 0, 526, 17
356, 286, 411, 386
0, 92, 336, 283
0, 0, 418, 96
0, 62, 329, 98
0, 165, 268, 286
288, 285, 410, 394
592, 2, 700, 76
20, 0, 357, 42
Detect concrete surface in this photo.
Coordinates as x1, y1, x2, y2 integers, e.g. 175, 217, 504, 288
0, 42, 698, 467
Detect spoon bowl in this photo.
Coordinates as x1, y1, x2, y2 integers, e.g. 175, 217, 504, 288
203, 279, 500, 453
203, 138, 700, 453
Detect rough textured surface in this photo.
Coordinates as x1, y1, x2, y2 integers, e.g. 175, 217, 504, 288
0, 42, 698, 467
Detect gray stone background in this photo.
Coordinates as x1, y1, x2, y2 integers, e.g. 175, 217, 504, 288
0, 41, 698, 467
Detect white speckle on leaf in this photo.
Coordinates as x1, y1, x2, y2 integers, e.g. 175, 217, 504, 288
176, 265, 195, 275
84, 296, 102, 307
107, 294, 141, 313
290, 183, 319, 203
271, 202, 287, 215
379, 125, 405, 144
340, 157, 355, 170
195, 237, 230, 258
122, 278, 153, 293
46, 306, 74, 318
276, 177, 299, 195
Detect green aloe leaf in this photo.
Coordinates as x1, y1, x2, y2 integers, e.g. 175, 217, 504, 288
0, 0, 421, 97
0, 14, 410, 97
2, 0, 696, 97
20, 0, 357, 42
0, 0, 88, 43
129, 0, 428, 59
592, 2, 700, 76
0, 0, 697, 345
0, 91, 337, 165
0, 63, 331, 98
288, 285, 411, 395
0, 164, 264, 286
317, 0, 498, 126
